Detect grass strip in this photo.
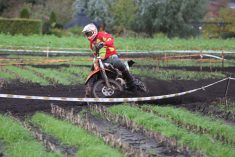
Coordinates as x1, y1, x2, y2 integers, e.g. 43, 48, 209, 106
31, 112, 124, 157
108, 105, 235, 157
25, 67, 79, 85
0, 114, 61, 157
136, 59, 235, 68
141, 105, 235, 146
6, 54, 235, 68
5, 66, 49, 85
5, 54, 235, 68
60, 66, 89, 84
0, 70, 15, 80
132, 68, 226, 80
1, 34, 235, 50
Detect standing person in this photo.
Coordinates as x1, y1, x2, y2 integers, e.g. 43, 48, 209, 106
82, 23, 136, 97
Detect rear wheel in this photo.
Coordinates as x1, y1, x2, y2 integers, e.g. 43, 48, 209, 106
92, 79, 123, 98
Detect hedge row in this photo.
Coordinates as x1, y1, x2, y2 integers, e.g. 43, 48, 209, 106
0, 18, 42, 35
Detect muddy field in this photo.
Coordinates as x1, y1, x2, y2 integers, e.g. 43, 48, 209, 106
0, 55, 235, 157
0, 68, 234, 121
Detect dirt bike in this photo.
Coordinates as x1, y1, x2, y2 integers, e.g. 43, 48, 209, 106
85, 46, 148, 98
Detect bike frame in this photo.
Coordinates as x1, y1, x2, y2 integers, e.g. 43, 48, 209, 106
85, 55, 113, 88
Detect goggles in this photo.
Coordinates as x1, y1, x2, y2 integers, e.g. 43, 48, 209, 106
84, 31, 93, 37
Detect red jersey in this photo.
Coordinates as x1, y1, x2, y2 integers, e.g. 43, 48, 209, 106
89, 32, 117, 59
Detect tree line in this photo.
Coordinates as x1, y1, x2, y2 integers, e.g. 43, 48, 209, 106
74, 0, 209, 38
1, 0, 234, 38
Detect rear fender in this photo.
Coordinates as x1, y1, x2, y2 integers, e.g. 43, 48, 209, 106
124, 60, 135, 70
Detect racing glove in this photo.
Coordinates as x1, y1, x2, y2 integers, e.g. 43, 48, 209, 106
96, 42, 104, 50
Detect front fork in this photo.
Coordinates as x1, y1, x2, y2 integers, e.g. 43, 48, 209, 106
98, 58, 111, 88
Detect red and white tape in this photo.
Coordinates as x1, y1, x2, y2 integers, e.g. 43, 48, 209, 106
229, 77, 235, 81
0, 78, 232, 102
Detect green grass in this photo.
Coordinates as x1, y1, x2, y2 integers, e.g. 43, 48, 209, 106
135, 59, 235, 68
60, 66, 90, 83
1, 61, 227, 84
215, 101, 235, 114
0, 56, 229, 85
4, 66, 49, 85
1, 34, 235, 51
0, 114, 61, 157
0, 70, 15, 80
25, 66, 82, 85
0, 34, 89, 50
132, 68, 226, 80
31, 113, 124, 157
141, 105, 235, 146
6, 54, 234, 68
108, 104, 235, 157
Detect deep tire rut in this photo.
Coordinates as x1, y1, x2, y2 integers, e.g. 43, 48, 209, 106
51, 104, 187, 157
89, 105, 205, 157
25, 122, 77, 157
86, 113, 182, 157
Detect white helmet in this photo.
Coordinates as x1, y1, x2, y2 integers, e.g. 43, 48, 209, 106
82, 23, 98, 40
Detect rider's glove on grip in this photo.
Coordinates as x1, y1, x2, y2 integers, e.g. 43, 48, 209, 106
96, 42, 104, 49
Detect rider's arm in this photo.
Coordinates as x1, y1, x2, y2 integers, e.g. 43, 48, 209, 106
102, 34, 114, 47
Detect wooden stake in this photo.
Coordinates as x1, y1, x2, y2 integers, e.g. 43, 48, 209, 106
221, 51, 224, 71
224, 77, 231, 108
200, 50, 202, 71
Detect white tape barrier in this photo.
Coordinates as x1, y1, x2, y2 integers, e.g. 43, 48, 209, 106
0, 78, 230, 102
0, 48, 89, 54
229, 77, 235, 80
201, 54, 226, 60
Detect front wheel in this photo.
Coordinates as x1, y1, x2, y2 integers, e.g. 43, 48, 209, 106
92, 79, 123, 98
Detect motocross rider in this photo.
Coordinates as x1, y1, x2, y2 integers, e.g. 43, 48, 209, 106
82, 23, 136, 96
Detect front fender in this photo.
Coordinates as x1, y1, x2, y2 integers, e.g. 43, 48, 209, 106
85, 69, 114, 85
85, 69, 100, 85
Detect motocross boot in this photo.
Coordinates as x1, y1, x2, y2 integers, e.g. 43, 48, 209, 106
122, 70, 137, 92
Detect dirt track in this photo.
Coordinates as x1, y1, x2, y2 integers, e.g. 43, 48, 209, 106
0, 76, 234, 118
